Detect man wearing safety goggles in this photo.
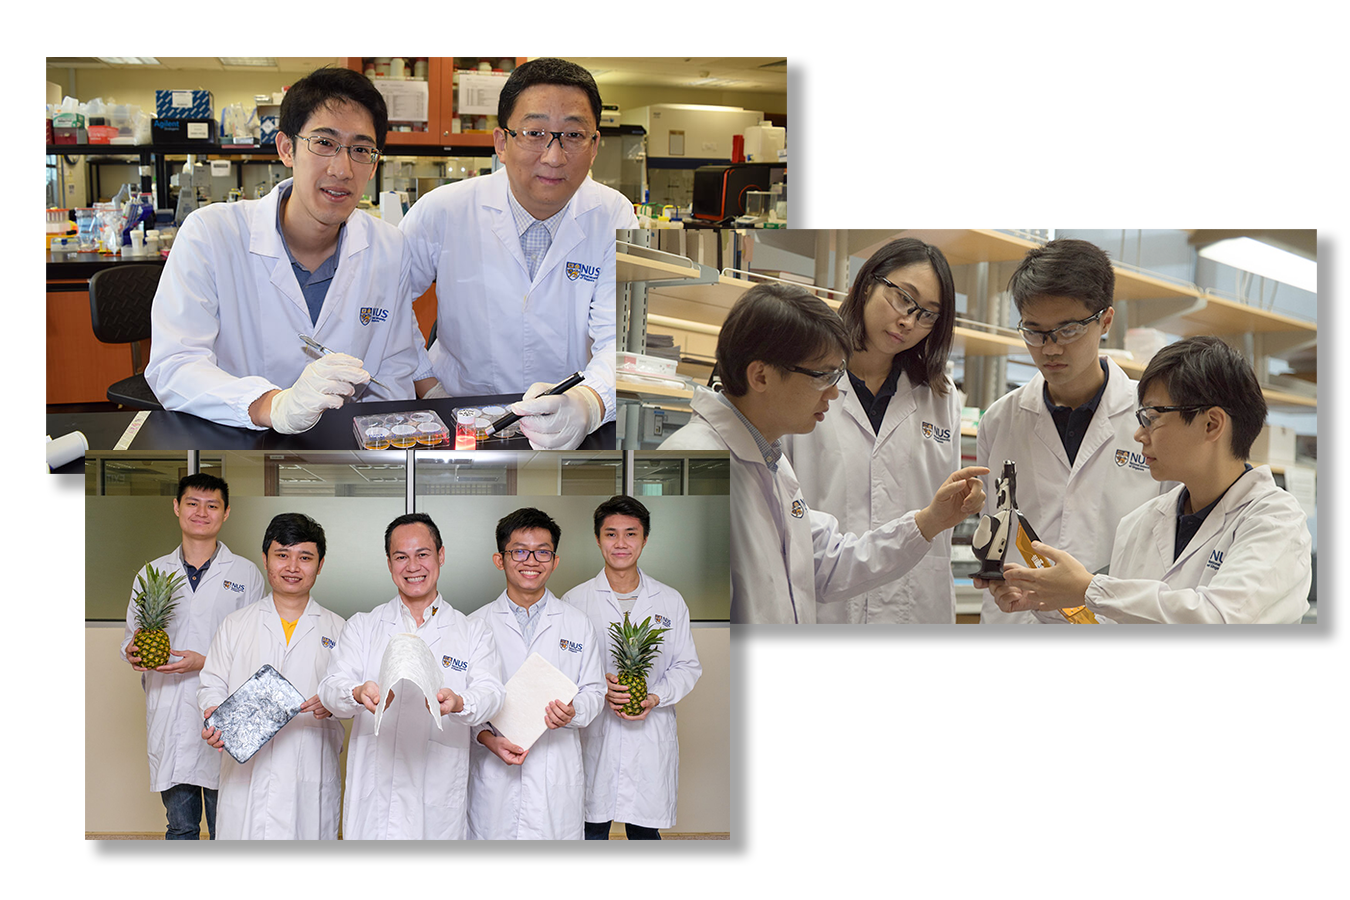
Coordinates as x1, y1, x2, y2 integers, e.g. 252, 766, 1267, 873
974, 238, 1170, 624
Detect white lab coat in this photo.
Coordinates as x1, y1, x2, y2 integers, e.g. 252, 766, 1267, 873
784, 372, 962, 624
146, 179, 421, 429
465, 591, 605, 840
120, 544, 264, 793
563, 570, 702, 829
317, 594, 504, 840
660, 387, 933, 624
196, 595, 347, 840
398, 168, 638, 422
1086, 466, 1311, 624
975, 357, 1166, 624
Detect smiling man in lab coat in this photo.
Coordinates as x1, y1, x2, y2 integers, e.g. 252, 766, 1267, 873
317, 513, 505, 839
120, 473, 264, 839
986, 335, 1311, 624
658, 282, 987, 624
399, 57, 639, 449
466, 508, 605, 839
563, 495, 702, 840
198, 513, 346, 839
974, 238, 1167, 624
146, 66, 424, 433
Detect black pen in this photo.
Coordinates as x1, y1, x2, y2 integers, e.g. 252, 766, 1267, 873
485, 372, 587, 437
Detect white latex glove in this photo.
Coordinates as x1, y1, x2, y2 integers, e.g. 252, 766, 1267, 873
270, 353, 370, 434
511, 381, 604, 450
422, 381, 450, 399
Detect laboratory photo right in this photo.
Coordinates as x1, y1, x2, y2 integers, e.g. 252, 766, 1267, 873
616, 228, 1317, 626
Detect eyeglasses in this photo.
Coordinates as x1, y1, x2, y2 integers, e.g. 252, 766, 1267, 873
293, 134, 381, 166
1134, 405, 1218, 430
784, 359, 848, 391
1017, 309, 1106, 346
503, 548, 555, 563
503, 127, 597, 154
872, 275, 941, 328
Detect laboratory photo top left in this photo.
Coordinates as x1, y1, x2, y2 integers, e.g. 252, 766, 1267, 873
45, 55, 788, 467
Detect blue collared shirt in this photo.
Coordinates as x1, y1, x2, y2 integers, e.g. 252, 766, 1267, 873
506, 189, 568, 280
509, 595, 548, 644
276, 183, 344, 325
718, 392, 783, 472
1043, 359, 1109, 465
1174, 464, 1253, 560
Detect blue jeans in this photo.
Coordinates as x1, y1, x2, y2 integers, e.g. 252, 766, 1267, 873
161, 783, 217, 840
585, 820, 661, 840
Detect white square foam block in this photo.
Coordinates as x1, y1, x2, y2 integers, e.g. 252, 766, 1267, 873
493, 653, 579, 752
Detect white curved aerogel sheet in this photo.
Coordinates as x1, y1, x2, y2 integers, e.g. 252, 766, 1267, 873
372, 633, 444, 736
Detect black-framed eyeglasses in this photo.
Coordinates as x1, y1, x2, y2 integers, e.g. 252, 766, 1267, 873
502, 127, 597, 154
503, 548, 555, 563
293, 134, 381, 166
1017, 309, 1106, 346
872, 275, 941, 328
1134, 405, 1218, 430
784, 359, 848, 391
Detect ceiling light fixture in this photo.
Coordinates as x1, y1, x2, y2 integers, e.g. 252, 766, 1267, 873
1198, 237, 1317, 294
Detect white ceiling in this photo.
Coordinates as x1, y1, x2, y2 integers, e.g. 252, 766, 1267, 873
45, 57, 788, 94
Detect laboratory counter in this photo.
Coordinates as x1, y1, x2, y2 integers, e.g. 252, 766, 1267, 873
46, 392, 617, 472
47, 250, 166, 282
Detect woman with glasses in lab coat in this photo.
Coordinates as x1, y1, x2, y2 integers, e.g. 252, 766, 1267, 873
783, 238, 962, 623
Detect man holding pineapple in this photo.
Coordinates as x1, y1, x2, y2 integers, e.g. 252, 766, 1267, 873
466, 508, 606, 839
317, 513, 505, 840
564, 495, 703, 840
120, 473, 265, 839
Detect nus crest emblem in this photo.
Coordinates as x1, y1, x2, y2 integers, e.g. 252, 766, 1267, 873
1115, 449, 1129, 466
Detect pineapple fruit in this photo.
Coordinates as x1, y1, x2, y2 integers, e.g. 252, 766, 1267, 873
608, 613, 669, 717
132, 564, 186, 669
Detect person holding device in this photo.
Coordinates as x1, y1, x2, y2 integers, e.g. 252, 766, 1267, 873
146, 66, 425, 433
984, 335, 1311, 624
973, 238, 1167, 624
783, 238, 963, 624
659, 282, 987, 624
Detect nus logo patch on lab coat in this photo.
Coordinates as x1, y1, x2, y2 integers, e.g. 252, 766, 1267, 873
566, 261, 600, 283
1114, 449, 1149, 472
444, 655, 468, 671
321, 636, 335, 649
360, 307, 390, 326
559, 639, 584, 654
222, 581, 245, 593
790, 499, 805, 518
922, 421, 952, 443
652, 613, 672, 628
1207, 550, 1224, 571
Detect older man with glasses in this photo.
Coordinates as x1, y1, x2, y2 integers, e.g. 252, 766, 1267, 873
399, 58, 639, 450
147, 66, 425, 433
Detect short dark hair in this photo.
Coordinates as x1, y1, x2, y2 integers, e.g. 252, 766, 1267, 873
385, 513, 442, 557
1007, 238, 1116, 316
593, 495, 651, 539
840, 237, 956, 396
1137, 335, 1267, 460
716, 283, 849, 397
280, 66, 389, 149
263, 513, 326, 560
496, 507, 562, 553
497, 58, 602, 128
176, 473, 229, 508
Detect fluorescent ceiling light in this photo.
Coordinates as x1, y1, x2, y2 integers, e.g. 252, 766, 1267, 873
219, 57, 276, 67
1198, 237, 1317, 294
97, 57, 160, 66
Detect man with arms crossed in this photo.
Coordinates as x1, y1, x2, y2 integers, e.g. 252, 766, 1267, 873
120, 473, 264, 839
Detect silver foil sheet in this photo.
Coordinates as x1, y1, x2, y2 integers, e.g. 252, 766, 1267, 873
206, 664, 306, 764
